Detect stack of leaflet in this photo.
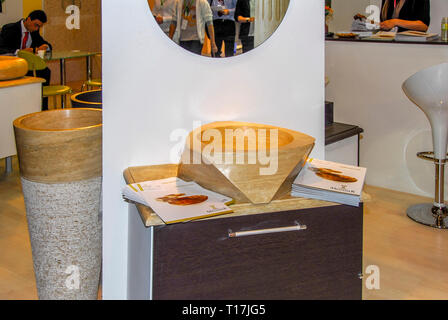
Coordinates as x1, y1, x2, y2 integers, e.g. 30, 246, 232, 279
291, 158, 367, 207
351, 20, 379, 37
395, 30, 439, 42
122, 177, 234, 224
367, 31, 396, 40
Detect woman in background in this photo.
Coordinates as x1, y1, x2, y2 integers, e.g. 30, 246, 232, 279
169, 0, 218, 56
152, 0, 177, 37
380, 0, 430, 32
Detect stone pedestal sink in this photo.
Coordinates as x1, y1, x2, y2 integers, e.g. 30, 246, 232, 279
13, 108, 102, 299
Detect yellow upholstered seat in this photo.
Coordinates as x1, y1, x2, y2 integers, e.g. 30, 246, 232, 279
18, 50, 72, 108
43, 85, 72, 96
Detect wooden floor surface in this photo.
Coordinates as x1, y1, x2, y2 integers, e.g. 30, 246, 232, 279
362, 185, 448, 299
0, 156, 447, 300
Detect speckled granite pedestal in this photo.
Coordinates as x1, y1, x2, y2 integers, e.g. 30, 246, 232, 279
21, 177, 102, 299
13, 109, 102, 300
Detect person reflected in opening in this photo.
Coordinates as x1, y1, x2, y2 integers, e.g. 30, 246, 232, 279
210, 0, 237, 57
151, 0, 177, 37
235, 0, 255, 54
169, 0, 218, 56
380, 0, 430, 32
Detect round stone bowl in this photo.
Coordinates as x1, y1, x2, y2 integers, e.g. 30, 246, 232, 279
70, 89, 102, 109
14, 108, 102, 182
13, 108, 102, 299
0, 56, 28, 81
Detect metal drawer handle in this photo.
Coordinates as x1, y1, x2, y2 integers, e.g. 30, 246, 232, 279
228, 222, 307, 238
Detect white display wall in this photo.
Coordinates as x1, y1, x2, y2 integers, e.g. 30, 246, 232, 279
102, 0, 325, 299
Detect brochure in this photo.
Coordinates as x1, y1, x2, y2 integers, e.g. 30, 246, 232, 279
291, 158, 367, 207
395, 31, 438, 42
122, 177, 234, 224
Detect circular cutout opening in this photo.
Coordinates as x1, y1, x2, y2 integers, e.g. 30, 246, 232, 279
146, 0, 290, 58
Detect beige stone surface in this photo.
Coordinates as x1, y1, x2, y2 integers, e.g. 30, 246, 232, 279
0, 76, 45, 89
43, 0, 102, 84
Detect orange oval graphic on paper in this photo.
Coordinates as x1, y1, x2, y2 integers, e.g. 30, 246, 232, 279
156, 193, 208, 206
309, 167, 358, 183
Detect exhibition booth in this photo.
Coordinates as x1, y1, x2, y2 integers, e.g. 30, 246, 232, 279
1, 0, 447, 301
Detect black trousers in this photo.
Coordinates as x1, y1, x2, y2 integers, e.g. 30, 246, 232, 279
27, 67, 51, 111
179, 40, 203, 55
213, 19, 235, 57
240, 36, 254, 53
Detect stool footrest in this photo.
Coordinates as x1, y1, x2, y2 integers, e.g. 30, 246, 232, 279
417, 151, 448, 162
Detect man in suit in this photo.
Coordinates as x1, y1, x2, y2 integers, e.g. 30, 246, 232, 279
0, 10, 52, 110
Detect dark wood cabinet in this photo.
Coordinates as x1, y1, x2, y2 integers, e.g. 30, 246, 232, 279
152, 204, 363, 300
125, 165, 363, 300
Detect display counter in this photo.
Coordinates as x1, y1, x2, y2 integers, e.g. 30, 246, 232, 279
0, 76, 44, 172
325, 122, 364, 166
0, 76, 44, 89
124, 163, 363, 300
326, 35, 448, 46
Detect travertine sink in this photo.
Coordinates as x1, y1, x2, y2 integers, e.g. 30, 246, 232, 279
0, 56, 28, 81
178, 121, 315, 204
13, 108, 102, 183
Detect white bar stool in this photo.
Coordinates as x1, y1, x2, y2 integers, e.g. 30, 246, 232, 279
402, 63, 448, 229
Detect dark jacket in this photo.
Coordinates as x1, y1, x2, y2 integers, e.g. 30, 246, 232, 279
381, 0, 430, 32
234, 0, 250, 38
0, 20, 52, 55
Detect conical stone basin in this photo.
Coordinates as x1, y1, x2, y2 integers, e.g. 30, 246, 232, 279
178, 121, 315, 204
13, 108, 102, 299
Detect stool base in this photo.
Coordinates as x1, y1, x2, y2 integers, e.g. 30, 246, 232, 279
407, 203, 448, 229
